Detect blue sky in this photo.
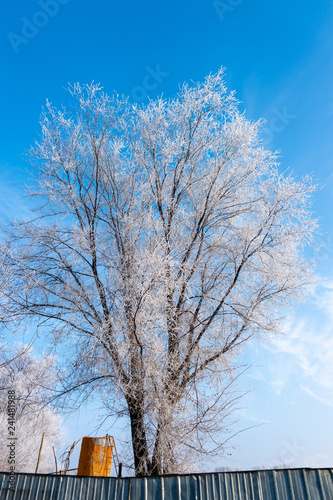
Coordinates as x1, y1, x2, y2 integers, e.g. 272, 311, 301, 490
1, 0, 333, 471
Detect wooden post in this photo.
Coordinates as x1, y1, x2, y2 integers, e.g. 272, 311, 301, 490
52, 446, 58, 475
35, 432, 45, 473
118, 463, 123, 478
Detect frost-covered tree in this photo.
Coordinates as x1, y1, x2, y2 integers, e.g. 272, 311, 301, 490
0, 70, 317, 476
0, 347, 63, 473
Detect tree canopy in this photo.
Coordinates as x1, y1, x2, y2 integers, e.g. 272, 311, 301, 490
0, 346, 63, 473
0, 70, 317, 475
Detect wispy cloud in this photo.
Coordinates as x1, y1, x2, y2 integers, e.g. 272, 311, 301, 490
300, 385, 333, 408
265, 283, 333, 405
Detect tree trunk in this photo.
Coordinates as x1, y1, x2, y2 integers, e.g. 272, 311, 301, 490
151, 423, 162, 476
128, 402, 151, 476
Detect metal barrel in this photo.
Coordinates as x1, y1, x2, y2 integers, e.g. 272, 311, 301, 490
77, 436, 114, 477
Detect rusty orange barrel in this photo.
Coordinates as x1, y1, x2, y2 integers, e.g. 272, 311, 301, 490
77, 436, 114, 477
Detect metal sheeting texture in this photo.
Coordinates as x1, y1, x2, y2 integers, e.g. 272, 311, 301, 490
1, 468, 333, 500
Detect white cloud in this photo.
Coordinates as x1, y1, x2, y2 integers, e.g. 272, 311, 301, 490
300, 385, 333, 408
264, 283, 333, 405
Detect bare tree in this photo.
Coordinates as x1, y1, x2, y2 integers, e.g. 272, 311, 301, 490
0, 346, 63, 473
0, 70, 317, 476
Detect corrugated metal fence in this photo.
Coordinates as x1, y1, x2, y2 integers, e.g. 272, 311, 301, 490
0, 468, 333, 500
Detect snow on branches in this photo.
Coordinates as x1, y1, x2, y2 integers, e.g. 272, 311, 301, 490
0, 346, 63, 473
0, 70, 318, 475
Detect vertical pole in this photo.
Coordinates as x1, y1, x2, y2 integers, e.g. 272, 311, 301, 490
35, 432, 45, 474
118, 463, 123, 478
52, 446, 58, 475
